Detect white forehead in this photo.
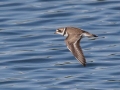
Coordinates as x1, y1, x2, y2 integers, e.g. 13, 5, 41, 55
56, 29, 59, 31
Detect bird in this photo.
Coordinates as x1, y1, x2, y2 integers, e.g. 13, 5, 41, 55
54, 27, 97, 66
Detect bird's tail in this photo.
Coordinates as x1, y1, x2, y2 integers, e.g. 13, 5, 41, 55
83, 31, 98, 38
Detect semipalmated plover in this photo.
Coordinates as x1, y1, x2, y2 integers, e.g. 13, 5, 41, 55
55, 27, 97, 66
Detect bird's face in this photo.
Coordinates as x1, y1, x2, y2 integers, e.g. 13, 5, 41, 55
54, 27, 66, 36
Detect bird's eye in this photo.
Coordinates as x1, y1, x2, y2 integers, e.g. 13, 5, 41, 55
57, 29, 61, 32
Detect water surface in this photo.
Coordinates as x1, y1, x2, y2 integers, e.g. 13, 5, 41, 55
0, 0, 120, 90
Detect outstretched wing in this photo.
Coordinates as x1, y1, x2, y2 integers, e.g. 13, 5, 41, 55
65, 34, 86, 66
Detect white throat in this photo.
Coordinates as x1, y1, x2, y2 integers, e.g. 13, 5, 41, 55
63, 32, 68, 37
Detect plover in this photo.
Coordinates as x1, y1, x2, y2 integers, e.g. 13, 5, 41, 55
55, 27, 97, 66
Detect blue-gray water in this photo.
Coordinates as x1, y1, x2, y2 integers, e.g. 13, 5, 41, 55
0, 0, 120, 90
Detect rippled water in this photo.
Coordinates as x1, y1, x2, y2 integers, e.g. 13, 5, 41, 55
0, 0, 120, 90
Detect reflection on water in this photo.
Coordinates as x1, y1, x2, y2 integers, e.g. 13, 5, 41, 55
0, 0, 120, 90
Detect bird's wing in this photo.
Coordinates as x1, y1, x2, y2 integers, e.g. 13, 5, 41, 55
65, 34, 86, 66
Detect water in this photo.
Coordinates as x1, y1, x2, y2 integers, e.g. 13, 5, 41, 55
0, 0, 120, 90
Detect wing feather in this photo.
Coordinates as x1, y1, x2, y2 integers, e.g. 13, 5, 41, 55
65, 34, 86, 66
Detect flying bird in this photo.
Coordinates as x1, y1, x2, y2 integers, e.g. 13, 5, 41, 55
54, 27, 97, 66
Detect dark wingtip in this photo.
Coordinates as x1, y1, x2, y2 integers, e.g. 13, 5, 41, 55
82, 63, 86, 67
93, 34, 98, 37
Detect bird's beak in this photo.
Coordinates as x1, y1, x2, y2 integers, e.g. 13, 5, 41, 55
54, 32, 57, 34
